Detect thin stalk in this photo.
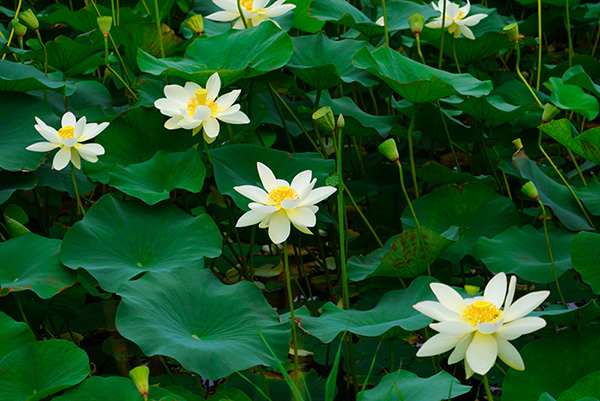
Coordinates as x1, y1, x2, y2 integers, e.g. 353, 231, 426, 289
343, 183, 383, 247
368, 87, 379, 115
116, 0, 120, 25
258, 367, 273, 400
436, 100, 461, 171
110, 0, 116, 21
381, 0, 390, 46
438, 0, 447, 69
515, 41, 543, 108
416, 35, 426, 64
1, 0, 22, 61
483, 375, 494, 401
567, 148, 587, 186
237, 0, 249, 29
538, 200, 567, 306
16, 294, 36, 337
226, 198, 250, 280
565, 0, 573, 67
452, 36, 461, 73
103, 36, 138, 101
335, 126, 350, 309
407, 112, 419, 198
351, 136, 364, 174
71, 165, 86, 217
283, 241, 300, 383
492, 146, 512, 201
153, 0, 166, 58
536, 0, 542, 90
158, 355, 176, 385
140, 0, 151, 14
268, 81, 295, 152
204, 141, 213, 165
591, 17, 600, 57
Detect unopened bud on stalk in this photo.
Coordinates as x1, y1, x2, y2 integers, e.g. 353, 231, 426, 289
378, 138, 399, 163
408, 13, 425, 36
184, 14, 204, 35
129, 366, 150, 400
97, 16, 113, 36
542, 103, 560, 123
464, 285, 480, 295
503, 23, 519, 43
337, 113, 345, 129
512, 138, 523, 151
20, 9, 39, 30
312, 106, 335, 132
521, 181, 539, 200
12, 18, 27, 37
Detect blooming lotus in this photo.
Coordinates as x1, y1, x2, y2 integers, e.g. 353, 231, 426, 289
413, 273, 549, 377
26, 112, 107, 171
425, 0, 487, 40
206, 0, 295, 29
154, 72, 250, 143
234, 162, 336, 244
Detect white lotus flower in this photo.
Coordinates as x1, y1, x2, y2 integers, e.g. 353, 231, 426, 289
154, 72, 250, 143
413, 273, 549, 378
206, 0, 295, 29
26, 112, 107, 171
234, 162, 336, 244
425, 0, 487, 40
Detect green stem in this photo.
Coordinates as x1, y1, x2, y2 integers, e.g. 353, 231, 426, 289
538, 200, 567, 306
515, 41, 543, 108
452, 36, 461, 73
407, 112, 419, 198
158, 355, 176, 385
436, 100, 461, 172
565, 0, 573, 67
438, 0, 447, 70
283, 241, 300, 383
567, 148, 586, 186
343, 183, 383, 247
591, 17, 600, 57
381, 0, 390, 47
416, 34, 426, 64
536, 0, 542, 90
368, 87, 379, 115
153, 0, 165, 58
335, 127, 350, 309
71, 165, 85, 217
203, 141, 213, 165
16, 293, 35, 337
237, 0, 249, 29
483, 375, 494, 401
35, 30, 48, 74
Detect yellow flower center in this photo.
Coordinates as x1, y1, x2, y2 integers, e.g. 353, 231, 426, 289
457, 11, 466, 19
241, 0, 254, 10
57, 126, 75, 140
266, 186, 299, 207
461, 301, 503, 327
187, 88, 218, 118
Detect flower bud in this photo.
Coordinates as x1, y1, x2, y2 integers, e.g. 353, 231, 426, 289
129, 366, 149, 400
512, 138, 523, 151
408, 13, 425, 36
312, 106, 335, 132
464, 285, 480, 295
19, 9, 39, 30
184, 14, 204, 35
542, 103, 560, 123
521, 181, 539, 200
378, 138, 399, 163
337, 113, 345, 129
97, 16, 112, 36
12, 18, 27, 37
503, 23, 519, 43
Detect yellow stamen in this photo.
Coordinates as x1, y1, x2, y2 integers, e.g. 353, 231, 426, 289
266, 186, 299, 208
461, 300, 502, 327
241, 0, 254, 10
187, 88, 218, 118
57, 126, 75, 140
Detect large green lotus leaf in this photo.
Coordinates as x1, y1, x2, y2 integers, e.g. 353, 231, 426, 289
352, 46, 492, 103
0, 92, 59, 172
544, 77, 599, 120
61, 195, 222, 292
558, 371, 600, 401
0, 60, 73, 94
0, 312, 35, 360
358, 370, 471, 401
137, 22, 293, 86
287, 0, 325, 33
512, 148, 593, 231
35, 162, 96, 199
116, 266, 290, 380
540, 119, 600, 166
571, 232, 600, 294
108, 149, 206, 206
575, 180, 600, 216
0, 172, 36, 205
0, 234, 76, 299
40, 4, 149, 32
444, 95, 540, 128
474, 225, 574, 284
401, 183, 520, 263
531, 300, 600, 328
0, 339, 90, 401
415, 161, 496, 187
287, 34, 377, 89
288, 276, 436, 343
85, 107, 198, 184
563, 65, 600, 99
503, 331, 600, 401
54, 376, 187, 401
347, 227, 453, 281
212, 144, 335, 211
26, 35, 104, 76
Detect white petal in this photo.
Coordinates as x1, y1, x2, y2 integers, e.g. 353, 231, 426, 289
503, 291, 550, 323
214, 0, 239, 13
268, 209, 290, 244
458, 0, 470, 17
234, 185, 269, 203
203, 117, 220, 138
413, 300, 461, 322
430, 283, 467, 314
484, 272, 506, 308
61, 137, 77, 147
300, 186, 337, 206
218, 111, 250, 124
165, 116, 184, 130
495, 335, 524, 371
495, 317, 546, 341
448, 332, 474, 364
75, 143, 105, 157
206, 73, 221, 102
430, 320, 474, 336
462, 13, 487, 26
504, 275, 517, 310
476, 318, 504, 335
26, 142, 60, 152
34, 121, 60, 143
236, 207, 277, 227
253, 0, 269, 10
52, 146, 71, 171
216, 90, 241, 110
285, 207, 316, 228
70, 149, 81, 169
464, 358, 475, 379
73, 116, 86, 139
80, 122, 109, 142
291, 222, 313, 235
155, 98, 183, 117
164, 84, 191, 104
445, 2, 460, 19
262, 3, 295, 17
184, 81, 202, 96
205, 10, 240, 21
425, 19, 444, 29
257, 162, 278, 192
298, 178, 316, 202
416, 333, 465, 357
291, 170, 312, 194
281, 198, 302, 210
61, 111, 76, 128
458, 25, 475, 40
232, 18, 246, 29
178, 118, 202, 130
465, 332, 497, 376
192, 105, 212, 122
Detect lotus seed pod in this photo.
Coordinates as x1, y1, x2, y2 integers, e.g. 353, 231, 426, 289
503, 23, 519, 43
185, 14, 204, 35
19, 9, 39, 30
542, 103, 560, 123
521, 181, 539, 200
408, 13, 425, 35
129, 366, 150, 400
312, 106, 335, 132
378, 138, 399, 163
12, 18, 27, 37
97, 16, 113, 36
512, 138, 523, 151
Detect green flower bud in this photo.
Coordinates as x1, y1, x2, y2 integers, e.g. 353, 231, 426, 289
12, 18, 27, 37
503, 23, 519, 43
312, 106, 335, 132
542, 103, 560, 123
129, 366, 150, 400
19, 9, 39, 30
521, 181, 539, 200
337, 113, 345, 129
378, 138, 399, 163
408, 13, 425, 35
512, 138, 523, 151
464, 285, 480, 295
97, 16, 113, 36
184, 14, 204, 35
